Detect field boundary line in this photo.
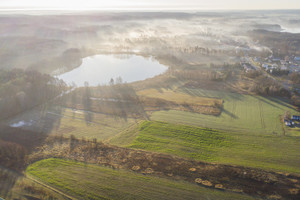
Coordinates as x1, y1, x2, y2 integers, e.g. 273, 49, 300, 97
26, 174, 77, 200
258, 100, 266, 129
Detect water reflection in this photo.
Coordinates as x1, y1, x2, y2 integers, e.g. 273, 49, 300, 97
57, 54, 168, 87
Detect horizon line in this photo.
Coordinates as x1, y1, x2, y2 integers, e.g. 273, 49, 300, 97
1, 7, 300, 12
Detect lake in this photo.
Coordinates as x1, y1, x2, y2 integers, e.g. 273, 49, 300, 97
56, 54, 168, 87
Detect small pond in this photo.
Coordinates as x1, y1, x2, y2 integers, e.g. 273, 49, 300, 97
56, 54, 168, 87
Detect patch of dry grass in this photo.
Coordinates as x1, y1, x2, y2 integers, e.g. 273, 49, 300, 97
137, 88, 222, 107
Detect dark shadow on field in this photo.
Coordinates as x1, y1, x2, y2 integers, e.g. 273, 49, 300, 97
0, 125, 48, 153
87, 84, 149, 121
154, 83, 174, 93
39, 104, 64, 133
0, 167, 19, 199
82, 83, 94, 125
254, 96, 283, 109
0, 103, 64, 152
222, 109, 238, 119
253, 96, 281, 109
266, 97, 296, 110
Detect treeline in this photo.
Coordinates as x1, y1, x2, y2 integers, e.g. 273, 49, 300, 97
170, 63, 240, 82
170, 69, 235, 82
244, 70, 262, 79
249, 76, 290, 97
0, 69, 66, 120
291, 95, 300, 108
290, 72, 300, 84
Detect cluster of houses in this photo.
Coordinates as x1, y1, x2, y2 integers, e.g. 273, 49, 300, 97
240, 55, 300, 75
284, 115, 300, 127
261, 56, 300, 74
242, 63, 257, 73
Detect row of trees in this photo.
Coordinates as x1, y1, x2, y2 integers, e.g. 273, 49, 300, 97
291, 95, 300, 107
170, 69, 224, 81
249, 76, 290, 97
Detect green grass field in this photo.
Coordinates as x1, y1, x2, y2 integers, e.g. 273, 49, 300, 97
26, 158, 256, 200
151, 88, 300, 136
127, 121, 300, 174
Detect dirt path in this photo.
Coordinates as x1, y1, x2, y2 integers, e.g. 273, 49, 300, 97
26, 175, 76, 200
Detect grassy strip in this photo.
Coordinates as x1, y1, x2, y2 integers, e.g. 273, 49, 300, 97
107, 120, 142, 146
152, 88, 300, 135
129, 121, 230, 161
26, 158, 256, 200
128, 121, 300, 174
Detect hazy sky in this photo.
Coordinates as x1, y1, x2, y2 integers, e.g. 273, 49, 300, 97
1, 0, 300, 10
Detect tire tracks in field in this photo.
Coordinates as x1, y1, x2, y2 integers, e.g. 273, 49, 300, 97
258, 100, 266, 129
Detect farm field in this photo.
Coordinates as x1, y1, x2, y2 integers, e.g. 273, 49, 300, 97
6, 107, 138, 141
26, 158, 257, 200
127, 121, 300, 174
0, 167, 68, 200
152, 88, 300, 136
48, 108, 138, 141
137, 88, 222, 107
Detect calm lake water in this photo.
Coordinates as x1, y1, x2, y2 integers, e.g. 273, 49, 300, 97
57, 54, 168, 87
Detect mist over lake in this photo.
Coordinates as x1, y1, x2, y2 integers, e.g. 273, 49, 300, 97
57, 54, 168, 87
1, 7, 300, 200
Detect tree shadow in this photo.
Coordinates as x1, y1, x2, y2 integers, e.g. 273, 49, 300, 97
222, 108, 238, 119
253, 96, 281, 109
0, 167, 19, 199
0, 102, 65, 153
266, 97, 296, 110
92, 84, 149, 121
82, 82, 94, 125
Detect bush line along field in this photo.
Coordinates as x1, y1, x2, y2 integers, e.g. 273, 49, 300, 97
152, 88, 300, 136
26, 158, 256, 200
137, 89, 222, 107
126, 121, 300, 174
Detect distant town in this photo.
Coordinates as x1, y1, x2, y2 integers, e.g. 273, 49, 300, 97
242, 55, 300, 74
